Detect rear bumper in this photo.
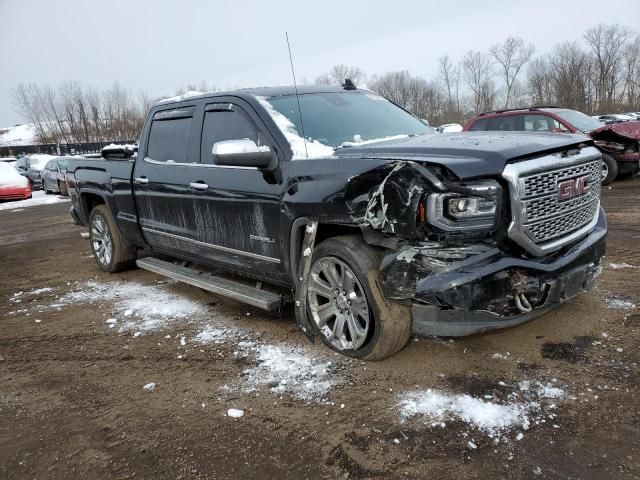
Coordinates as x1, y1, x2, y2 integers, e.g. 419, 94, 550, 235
381, 208, 607, 337
0, 186, 32, 200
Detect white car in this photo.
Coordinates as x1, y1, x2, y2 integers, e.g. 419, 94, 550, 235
436, 123, 464, 133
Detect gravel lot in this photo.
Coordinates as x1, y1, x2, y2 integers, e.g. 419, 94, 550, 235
1, 179, 639, 480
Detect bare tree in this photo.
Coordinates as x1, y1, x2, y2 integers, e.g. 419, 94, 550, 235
622, 34, 640, 110
584, 23, 633, 111
369, 71, 446, 124
489, 36, 535, 108
548, 42, 590, 111
438, 55, 462, 121
461, 50, 496, 114
315, 65, 366, 86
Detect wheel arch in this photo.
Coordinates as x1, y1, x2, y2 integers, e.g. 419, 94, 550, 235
288, 218, 363, 285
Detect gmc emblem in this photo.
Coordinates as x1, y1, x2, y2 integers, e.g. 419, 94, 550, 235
558, 175, 590, 201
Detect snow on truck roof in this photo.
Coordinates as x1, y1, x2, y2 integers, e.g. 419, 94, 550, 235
156, 85, 356, 106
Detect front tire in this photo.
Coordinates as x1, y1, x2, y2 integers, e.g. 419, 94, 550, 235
88, 204, 136, 273
306, 236, 412, 361
601, 153, 618, 185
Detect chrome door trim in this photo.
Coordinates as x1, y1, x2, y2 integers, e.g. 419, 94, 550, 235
142, 227, 281, 264
143, 157, 259, 170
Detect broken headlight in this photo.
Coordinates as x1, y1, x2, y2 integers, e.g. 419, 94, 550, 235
426, 180, 501, 232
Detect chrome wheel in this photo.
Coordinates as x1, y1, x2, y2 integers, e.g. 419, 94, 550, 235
91, 215, 113, 266
307, 256, 370, 350
601, 161, 609, 182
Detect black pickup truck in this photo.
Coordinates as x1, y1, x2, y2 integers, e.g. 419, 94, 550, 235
66, 84, 606, 360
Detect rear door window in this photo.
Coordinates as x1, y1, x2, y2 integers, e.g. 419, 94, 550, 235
200, 104, 267, 164
524, 114, 555, 132
488, 115, 523, 131
147, 108, 194, 163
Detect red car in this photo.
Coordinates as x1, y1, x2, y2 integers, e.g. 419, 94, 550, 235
464, 106, 640, 185
0, 162, 32, 200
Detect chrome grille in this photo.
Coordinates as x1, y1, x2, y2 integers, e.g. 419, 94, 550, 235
502, 147, 602, 256
526, 199, 599, 243
522, 161, 600, 198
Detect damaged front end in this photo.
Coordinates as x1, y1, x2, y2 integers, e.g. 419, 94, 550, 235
350, 151, 606, 337
591, 122, 640, 173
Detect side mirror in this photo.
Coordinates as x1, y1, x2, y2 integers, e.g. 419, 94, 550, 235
212, 139, 274, 168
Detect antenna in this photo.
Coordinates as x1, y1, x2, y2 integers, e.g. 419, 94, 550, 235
285, 32, 308, 159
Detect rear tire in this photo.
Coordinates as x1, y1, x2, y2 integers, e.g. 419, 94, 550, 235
601, 153, 618, 185
88, 204, 136, 273
306, 235, 412, 361
58, 181, 69, 196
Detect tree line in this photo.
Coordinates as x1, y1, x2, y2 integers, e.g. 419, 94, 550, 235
11, 23, 640, 144
317, 23, 639, 125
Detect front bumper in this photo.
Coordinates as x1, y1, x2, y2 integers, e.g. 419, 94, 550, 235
381, 208, 607, 336
614, 152, 640, 174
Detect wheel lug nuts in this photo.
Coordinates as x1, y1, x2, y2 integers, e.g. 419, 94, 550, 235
342, 290, 347, 295
347, 300, 351, 305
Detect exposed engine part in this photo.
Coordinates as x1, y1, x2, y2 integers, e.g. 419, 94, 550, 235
514, 291, 533, 313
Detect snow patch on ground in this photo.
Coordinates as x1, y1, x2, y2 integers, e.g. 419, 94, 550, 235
193, 325, 235, 344
241, 343, 337, 401
608, 262, 636, 270
605, 297, 636, 310
21, 280, 343, 403
0, 190, 69, 211
59, 280, 206, 331
398, 380, 564, 439
10, 286, 54, 303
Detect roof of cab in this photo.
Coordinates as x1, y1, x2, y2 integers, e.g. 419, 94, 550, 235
155, 84, 358, 108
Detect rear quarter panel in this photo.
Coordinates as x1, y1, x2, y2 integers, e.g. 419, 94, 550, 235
67, 158, 145, 246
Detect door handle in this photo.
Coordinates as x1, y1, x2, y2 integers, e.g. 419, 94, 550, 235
134, 176, 149, 185
189, 182, 209, 191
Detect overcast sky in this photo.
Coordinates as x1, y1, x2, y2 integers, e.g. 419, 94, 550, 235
1, 0, 638, 126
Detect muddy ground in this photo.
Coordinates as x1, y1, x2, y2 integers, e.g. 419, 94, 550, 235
1, 178, 639, 480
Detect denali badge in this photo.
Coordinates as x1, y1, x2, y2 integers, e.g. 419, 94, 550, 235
558, 175, 590, 201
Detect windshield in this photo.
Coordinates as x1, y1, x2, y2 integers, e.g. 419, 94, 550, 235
549, 109, 604, 133
264, 92, 433, 150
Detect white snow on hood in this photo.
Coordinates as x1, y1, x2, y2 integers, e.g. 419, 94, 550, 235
27, 154, 56, 171
338, 134, 410, 148
254, 95, 335, 160
0, 162, 28, 187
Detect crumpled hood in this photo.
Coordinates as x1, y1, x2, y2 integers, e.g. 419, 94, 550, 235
335, 131, 591, 179
591, 120, 640, 141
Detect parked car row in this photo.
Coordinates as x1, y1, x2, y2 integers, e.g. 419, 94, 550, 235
12, 154, 71, 195
593, 112, 640, 124
463, 106, 640, 185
